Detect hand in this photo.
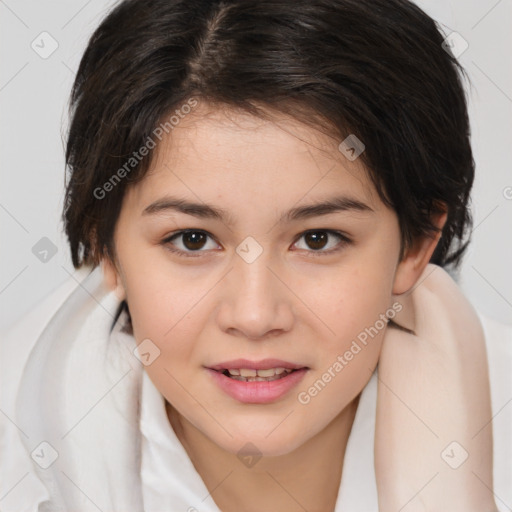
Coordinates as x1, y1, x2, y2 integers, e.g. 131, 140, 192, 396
375, 264, 497, 512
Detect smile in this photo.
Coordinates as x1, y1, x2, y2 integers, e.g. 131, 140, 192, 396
221, 367, 295, 382
206, 359, 309, 404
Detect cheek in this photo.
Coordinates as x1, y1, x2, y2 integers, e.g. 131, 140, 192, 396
125, 265, 206, 340
296, 334, 382, 431
124, 279, 210, 410
297, 280, 388, 417
310, 264, 394, 344
297, 267, 392, 403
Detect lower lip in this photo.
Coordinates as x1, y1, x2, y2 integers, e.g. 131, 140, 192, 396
206, 368, 308, 404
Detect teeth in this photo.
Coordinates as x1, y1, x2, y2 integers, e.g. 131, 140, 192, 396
239, 368, 257, 377
224, 367, 297, 381
256, 368, 276, 377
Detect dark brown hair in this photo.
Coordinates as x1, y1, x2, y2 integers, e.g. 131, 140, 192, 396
63, 0, 474, 270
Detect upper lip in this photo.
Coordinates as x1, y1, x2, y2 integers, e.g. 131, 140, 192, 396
208, 358, 308, 371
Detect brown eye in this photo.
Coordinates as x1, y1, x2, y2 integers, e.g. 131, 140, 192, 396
304, 231, 328, 250
293, 230, 351, 254
181, 231, 208, 250
163, 230, 220, 255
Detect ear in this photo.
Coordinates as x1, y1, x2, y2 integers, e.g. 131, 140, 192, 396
101, 257, 127, 301
393, 211, 448, 295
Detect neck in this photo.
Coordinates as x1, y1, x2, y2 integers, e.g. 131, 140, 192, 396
167, 395, 360, 512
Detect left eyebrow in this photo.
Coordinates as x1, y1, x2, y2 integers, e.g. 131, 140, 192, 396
141, 194, 374, 226
283, 196, 374, 223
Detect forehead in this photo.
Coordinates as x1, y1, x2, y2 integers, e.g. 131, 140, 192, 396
123, 103, 379, 213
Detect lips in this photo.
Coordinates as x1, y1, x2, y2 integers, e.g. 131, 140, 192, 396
205, 358, 309, 403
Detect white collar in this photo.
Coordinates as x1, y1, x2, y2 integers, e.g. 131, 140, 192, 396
140, 369, 223, 510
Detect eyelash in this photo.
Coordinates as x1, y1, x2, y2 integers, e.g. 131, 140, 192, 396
161, 229, 352, 258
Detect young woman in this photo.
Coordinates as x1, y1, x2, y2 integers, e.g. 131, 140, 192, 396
1, 0, 510, 511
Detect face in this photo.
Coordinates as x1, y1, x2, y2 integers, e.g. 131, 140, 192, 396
103, 103, 410, 457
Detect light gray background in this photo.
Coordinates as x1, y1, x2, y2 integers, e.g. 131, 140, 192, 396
1, 0, 511, 332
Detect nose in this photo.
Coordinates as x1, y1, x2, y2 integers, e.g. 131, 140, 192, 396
216, 253, 295, 341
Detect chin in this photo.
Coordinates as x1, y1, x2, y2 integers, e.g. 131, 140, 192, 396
212, 422, 313, 458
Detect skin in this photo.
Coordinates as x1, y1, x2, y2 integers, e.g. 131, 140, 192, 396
102, 102, 445, 511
